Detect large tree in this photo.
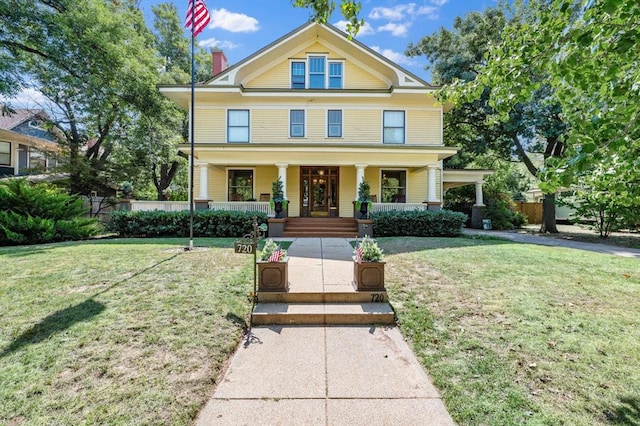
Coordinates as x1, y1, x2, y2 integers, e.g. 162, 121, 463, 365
408, 3, 568, 232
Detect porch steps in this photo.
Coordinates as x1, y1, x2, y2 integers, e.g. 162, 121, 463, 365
252, 291, 394, 325
282, 217, 358, 238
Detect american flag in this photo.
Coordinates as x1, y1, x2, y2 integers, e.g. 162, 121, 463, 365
268, 246, 284, 262
355, 244, 364, 264
185, 0, 211, 37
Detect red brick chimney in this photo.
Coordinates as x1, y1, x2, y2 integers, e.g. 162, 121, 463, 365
212, 51, 227, 76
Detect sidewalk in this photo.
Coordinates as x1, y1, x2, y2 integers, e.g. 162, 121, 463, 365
196, 238, 455, 426
464, 229, 640, 259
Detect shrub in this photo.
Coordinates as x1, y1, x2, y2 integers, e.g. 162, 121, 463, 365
0, 179, 99, 246
372, 209, 467, 237
107, 210, 269, 238
483, 198, 528, 230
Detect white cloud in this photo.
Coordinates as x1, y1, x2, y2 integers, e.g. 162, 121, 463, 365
378, 22, 410, 37
369, 3, 438, 21
333, 20, 375, 36
208, 8, 259, 33
2, 88, 47, 109
430, 0, 449, 6
199, 38, 239, 50
370, 46, 415, 66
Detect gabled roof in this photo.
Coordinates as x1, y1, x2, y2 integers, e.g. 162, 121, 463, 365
0, 109, 48, 131
205, 21, 437, 90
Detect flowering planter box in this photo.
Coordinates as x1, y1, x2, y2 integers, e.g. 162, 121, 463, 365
257, 259, 289, 292
353, 261, 385, 291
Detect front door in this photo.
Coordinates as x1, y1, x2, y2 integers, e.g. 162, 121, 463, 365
300, 167, 339, 217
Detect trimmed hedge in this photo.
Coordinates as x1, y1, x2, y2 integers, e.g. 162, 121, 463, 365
107, 210, 269, 238
373, 209, 467, 237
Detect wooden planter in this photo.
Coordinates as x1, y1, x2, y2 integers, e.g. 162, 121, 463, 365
353, 261, 385, 291
257, 259, 289, 292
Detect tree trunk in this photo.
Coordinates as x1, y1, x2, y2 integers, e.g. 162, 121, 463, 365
540, 193, 559, 233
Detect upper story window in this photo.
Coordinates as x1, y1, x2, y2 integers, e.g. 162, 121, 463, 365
329, 62, 343, 88
308, 56, 326, 89
291, 61, 305, 89
290, 57, 344, 89
327, 110, 342, 138
383, 111, 405, 144
0, 141, 10, 166
290, 110, 305, 137
227, 110, 250, 143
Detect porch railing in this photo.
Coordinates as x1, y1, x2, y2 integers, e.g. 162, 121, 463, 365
372, 203, 429, 214
209, 201, 272, 216
127, 200, 272, 216
129, 201, 189, 211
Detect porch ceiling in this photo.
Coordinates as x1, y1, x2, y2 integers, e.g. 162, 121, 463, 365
443, 169, 494, 189
181, 143, 458, 166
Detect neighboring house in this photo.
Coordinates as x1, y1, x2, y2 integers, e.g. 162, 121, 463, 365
0, 109, 61, 177
159, 22, 491, 228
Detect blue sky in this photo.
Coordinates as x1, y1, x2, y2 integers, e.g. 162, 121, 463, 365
140, 0, 496, 83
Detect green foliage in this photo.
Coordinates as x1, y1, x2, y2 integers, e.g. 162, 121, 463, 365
258, 238, 287, 262
0, 179, 99, 245
357, 180, 371, 202
107, 210, 268, 238
292, 0, 364, 37
483, 198, 527, 230
271, 176, 285, 202
355, 235, 384, 262
373, 210, 467, 237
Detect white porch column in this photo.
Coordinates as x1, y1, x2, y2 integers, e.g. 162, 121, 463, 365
355, 164, 367, 200
427, 165, 439, 202
275, 163, 288, 198
475, 180, 485, 207
197, 163, 209, 200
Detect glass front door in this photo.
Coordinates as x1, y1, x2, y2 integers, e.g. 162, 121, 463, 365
300, 167, 339, 217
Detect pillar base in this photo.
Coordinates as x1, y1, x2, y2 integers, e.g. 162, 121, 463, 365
471, 205, 486, 229
267, 218, 287, 237
194, 199, 211, 211
425, 201, 442, 211
356, 219, 373, 238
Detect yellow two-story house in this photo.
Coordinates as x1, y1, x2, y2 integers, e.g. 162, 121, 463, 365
160, 22, 489, 233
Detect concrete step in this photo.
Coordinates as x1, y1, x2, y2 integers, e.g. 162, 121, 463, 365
257, 291, 388, 304
251, 302, 395, 325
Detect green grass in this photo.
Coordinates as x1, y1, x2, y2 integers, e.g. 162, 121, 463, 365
381, 236, 640, 425
0, 238, 253, 425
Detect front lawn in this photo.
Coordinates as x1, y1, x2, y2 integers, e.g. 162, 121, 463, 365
0, 238, 253, 425
382, 236, 640, 425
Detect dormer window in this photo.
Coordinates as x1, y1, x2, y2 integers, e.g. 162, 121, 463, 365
290, 56, 344, 89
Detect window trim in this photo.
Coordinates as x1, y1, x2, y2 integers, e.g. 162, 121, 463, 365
327, 109, 343, 138
307, 55, 327, 89
289, 109, 306, 138
382, 110, 405, 144
328, 61, 344, 89
380, 168, 408, 203
227, 109, 250, 143
226, 168, 255, 201
290, 60, 306, 89
0, 141, 11, 166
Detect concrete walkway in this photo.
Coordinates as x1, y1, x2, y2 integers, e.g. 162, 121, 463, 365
464, 229, 640, 259
196, 238, 455, 426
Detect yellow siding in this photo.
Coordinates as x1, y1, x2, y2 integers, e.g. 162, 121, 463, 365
252, 109, 288, 142
286, 166, 301, 217
407, 110, 441, 145
307, 109, 324, 139
194, 108, 225, 143
244, 41, 388, 90
409, 168, 427, 203
365, 168, 380, 202
344, 110, 380, 142
208, 166, 226, 201
255, 166, 277, 200
339, 166, 356, 217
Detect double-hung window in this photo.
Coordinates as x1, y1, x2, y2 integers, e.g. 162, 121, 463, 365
228, 169, 253, 201
328, 62, 343, 88
0, 141, 10, 166
308, 56, 326, 89
383, 111, 405, 144
227, 110, 250, 143
291, 61, 305, 89
381, 170, 407, 203
327, 110, 342, 137
290, 110, 305, 137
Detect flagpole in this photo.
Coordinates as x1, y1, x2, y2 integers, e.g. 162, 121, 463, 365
188, 0, 196, 251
